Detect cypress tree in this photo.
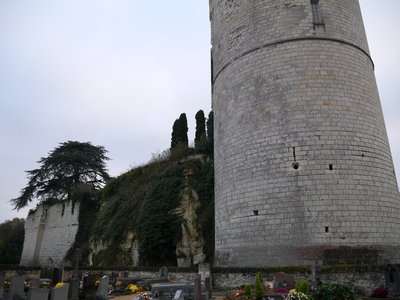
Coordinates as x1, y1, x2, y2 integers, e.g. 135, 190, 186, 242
170, 113, 189, 150
171, 119, 180, 149
195, 110, 206, 150
178, 113, 188, 148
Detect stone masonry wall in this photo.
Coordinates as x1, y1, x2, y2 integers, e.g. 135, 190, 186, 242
211, 0, 400, 267
20, 201, 79, 267
212, 270, 384, 296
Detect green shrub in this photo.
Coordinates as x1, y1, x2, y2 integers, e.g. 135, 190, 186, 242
255, 273, 264, 299
313, 283, 356, 300
244, 283, 252, 299
295, 280, 310, 297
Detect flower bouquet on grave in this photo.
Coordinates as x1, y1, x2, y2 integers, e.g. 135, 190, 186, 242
138, 292, 150, 300
284, 289, 308, 300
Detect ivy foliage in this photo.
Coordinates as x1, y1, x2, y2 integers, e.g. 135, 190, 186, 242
313, 283, 356, 300
65, 184, 100, 265
186, 158, 214, 261
88, 110, 214, 267
93, 163, 165, 246
137, 163, 184, 266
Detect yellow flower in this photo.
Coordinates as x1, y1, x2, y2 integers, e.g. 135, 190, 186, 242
116, 281, 124, 287
127, 284, 139, 293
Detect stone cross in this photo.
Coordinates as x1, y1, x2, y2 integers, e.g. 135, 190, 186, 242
70, 249, 81, 300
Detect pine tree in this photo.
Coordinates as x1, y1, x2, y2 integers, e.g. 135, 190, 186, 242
11, 141, 109, 210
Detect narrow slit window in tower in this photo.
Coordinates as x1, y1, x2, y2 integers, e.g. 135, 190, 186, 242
329, 164, 333, 171
311, 0, 324, 25
253, 210, 259, 216
325, 226, 329, 233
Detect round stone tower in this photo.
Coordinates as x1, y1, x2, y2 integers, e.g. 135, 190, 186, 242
211, 0, 400, 267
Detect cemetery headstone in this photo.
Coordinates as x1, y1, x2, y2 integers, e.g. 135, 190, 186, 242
159, 267, 168, 279
204, 277, 211, 299
27, 288, 49, 300
274, 272, 294, 291
69, 249, 81, 300
29, 280, 40, 289
10, 276, 25, 300
172, 290, 184, 300
194, 275, 201, 300
385, 266, 400, 296
40, 269, 51, 282
151, 283, 194, 298
50, 283, 69, 300
81, 274, 96, 300
95, 276, 109, 300
51, 268, 62, 286
0, 271, 5, 300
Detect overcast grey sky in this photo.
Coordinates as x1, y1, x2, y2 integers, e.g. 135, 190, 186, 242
1, 1, 399, 222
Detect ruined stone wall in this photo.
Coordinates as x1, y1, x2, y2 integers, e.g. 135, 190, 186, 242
20, 201, 79, 267
211, 0, 400, 267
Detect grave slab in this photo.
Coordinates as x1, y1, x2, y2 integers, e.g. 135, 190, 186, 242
27, 288, 49, 300
10, 276, 25, 300
95, 276, 109, 300
50, 283, 69, 300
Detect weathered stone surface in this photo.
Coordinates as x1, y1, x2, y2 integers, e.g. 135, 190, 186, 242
89, 230, 139, 267
20, 202, 79, 267
10, 276, 25, 300
50, 283, 69, 300
172, 182, 205, 267
27, 288, 49, 300
211, 0, 400, 267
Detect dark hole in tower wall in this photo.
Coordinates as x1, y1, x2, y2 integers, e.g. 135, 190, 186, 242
310, 0, 324, 25
292, 147, 299, 169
